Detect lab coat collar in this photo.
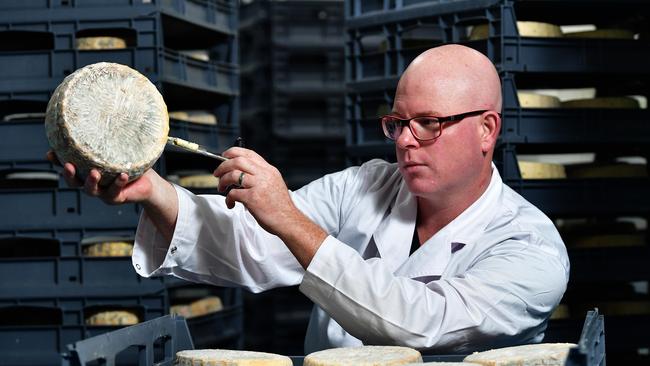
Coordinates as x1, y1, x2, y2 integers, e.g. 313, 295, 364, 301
373, 163, 503, 279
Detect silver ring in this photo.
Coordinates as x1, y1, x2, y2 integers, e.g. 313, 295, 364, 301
237, 171, 245, 188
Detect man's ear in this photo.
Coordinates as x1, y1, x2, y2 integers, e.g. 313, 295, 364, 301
480, 111, 501, 153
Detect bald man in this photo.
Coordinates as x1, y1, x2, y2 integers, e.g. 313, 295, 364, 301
57, 44, 569, 353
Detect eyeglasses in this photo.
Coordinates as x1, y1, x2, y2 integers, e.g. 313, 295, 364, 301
381, 109, 491, 141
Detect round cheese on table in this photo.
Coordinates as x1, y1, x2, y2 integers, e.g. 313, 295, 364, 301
304, 346, 422, 366
86, 310, 139, 326
463, 343, 576, 366
561, 97, 640, 109
76, 36, 127, 50
45, 62, 169, 186
175, 350, 292, 366
517, 92, 561, 108
563, 29, 635, 39
470, 21, 562, 40
403, 363, 480, 365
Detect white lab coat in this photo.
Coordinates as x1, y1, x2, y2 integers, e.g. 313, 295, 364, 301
133, 159, 569, 354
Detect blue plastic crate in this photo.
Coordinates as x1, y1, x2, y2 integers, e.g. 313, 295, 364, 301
272, 47, 344, 94
271, 93, 345, 140
0, 0, 238, 38
0, 188, 141, 231
345, 0, 650, 83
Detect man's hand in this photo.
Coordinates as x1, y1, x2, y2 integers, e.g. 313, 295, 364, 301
213, 147, 327, 268
47, 150, 179, 242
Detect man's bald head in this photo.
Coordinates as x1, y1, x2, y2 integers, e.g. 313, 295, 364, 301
395, 44, 502, 114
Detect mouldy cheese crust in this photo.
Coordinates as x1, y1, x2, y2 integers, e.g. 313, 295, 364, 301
175, 349, 293, 366
303, 346, 422, 366
463, 343, 577, 366
45, 62, 169, 186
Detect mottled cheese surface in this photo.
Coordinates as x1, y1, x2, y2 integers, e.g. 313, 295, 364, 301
304, 346, 422, 366
175, 349, 292, 366
45, 62, 168, 186
463, 343, 576, 366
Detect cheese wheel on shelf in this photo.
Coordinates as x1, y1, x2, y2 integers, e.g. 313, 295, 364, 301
169, 110, 218, 125
470, 21, 563, 40
403, 363, 480, 365
179, 50, 211, 62
304, 346, 422, 366
561, 96, 640, 109
566, 163, 647, 178
178, 174, 220, 188
76, 36, 127, 50
463, 343, 576, 366
2, 112, 46, 122
517, 92, 561, 108
175, 349, 293, 366
518, 161, 567, 179
45, 62, 169, 186
564, 29, 635, 39
86, 310, 139, 326
549, 304, 570, 320
83, 241, 134, 257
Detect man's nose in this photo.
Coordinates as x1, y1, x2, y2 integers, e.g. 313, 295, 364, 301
395, 123, 419, 149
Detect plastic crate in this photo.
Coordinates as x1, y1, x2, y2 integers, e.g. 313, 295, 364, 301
0, 294, 169, 366
241, 0, 344, 49
0, 227, 136, 257
272, 47, 344, 94
0, 47, 238, 105
0, 188, 141, 231
272, 141, 346, 190
567, 246, 650, 283
345, 0, 650, 84
0, 0, 237, 39
271, 93, 345, 140
0, 256, 165, 297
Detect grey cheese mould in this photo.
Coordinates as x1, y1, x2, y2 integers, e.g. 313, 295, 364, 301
45, 62, 169, 186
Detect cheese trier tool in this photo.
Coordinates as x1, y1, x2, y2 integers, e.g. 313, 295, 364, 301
166, 137, 228, 162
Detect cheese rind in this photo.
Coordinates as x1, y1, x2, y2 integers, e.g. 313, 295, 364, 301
169, 110, 218, 125
83, 241, 134, 257
517, 92, 561, 108
470, 21, 562, 40
86, 310, 139, 326
76, 36, 127, 50
564, 29, 635, 39
561, 97, 640, 109
45, 62, 169, 186
178, 174, 220, 188
463, 343, 576, 366
518, 161, 567, 179
175, 349, 293, 366
304, 346, 422, 366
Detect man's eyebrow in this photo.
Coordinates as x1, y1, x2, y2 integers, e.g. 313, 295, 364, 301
389, 110, 442, 117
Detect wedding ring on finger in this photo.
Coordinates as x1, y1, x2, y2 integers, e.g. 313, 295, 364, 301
237, 171, 245, 188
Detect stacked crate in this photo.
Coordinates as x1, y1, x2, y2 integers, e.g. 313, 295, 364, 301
345, 0, 650, 363
239, 0, 346, 190
0, 1, 242, 364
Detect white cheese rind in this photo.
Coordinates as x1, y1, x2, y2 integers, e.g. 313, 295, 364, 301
175, 349, 293, 366
463, 343, 576, 366
45, 62, 169, 186
304, 346, 422, 366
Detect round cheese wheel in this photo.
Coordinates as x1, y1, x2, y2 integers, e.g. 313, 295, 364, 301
45, 62, 169, 186
566, 163, 647, 178
175, 350, 293, 366
561, 97, 640, 109
403, 363, 481, 366
304, 346, 422, 366
564, 29, 635, 39
517, 92, 561, 108
83, 241, 134, 257
463, 343, 576, 365
76, 36, 127, 50
470, 21, 562, 40
178, 174, 220, 188
86, 310, 139, 326
518, 161, 567, 179
169, 110, 218, 125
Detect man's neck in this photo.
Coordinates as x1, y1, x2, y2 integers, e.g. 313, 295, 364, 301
416, 165, 493, 244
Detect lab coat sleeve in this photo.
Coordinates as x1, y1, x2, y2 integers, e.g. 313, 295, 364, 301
299, 234, 569, 352
132, 164, 359, 293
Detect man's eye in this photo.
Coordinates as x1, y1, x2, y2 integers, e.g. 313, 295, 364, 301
417, 118, 437, 126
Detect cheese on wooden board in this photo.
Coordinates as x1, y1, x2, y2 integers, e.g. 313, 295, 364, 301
561, 97, 640, 109
169, 110, 218, 125
517, 92, 561, 108
463, 343, 576, 366
76, 36, 127, 50
518, 161, 567, 179
45, 62, 169, 186
470, 21, 563, 40
175, 349, 293, 366
304, 346, 422, 366
86, 310, 139, 326
563, 29, 635, 39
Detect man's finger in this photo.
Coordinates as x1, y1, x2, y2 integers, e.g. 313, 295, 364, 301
62, 163, 83, 187
104, 173, 129, 203
84, 169, 102, 196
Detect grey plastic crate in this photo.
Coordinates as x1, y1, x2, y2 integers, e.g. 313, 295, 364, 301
0, 0, 237, 38
272, 93, 345, 140
272, 47, 344, 94
0, 188, 141, 231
